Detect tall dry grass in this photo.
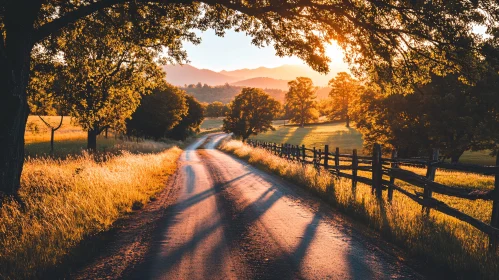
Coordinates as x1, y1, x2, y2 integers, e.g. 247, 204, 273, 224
0, 141, 182, 279
220, 139, 499, 279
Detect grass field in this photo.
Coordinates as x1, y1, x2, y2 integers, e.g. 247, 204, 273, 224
1, 139, 182, 279
220, 139, 499, 279
200, 117, 224, 131
25, 116, 120, 157
251, 121, 363, 153
26, 116, 87, 144
250, 121, 496, 165
0, 116, 187, 278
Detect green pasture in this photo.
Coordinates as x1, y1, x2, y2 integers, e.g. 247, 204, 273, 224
250, 121, 496, 165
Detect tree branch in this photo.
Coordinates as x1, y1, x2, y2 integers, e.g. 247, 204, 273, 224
38, 115, 53, 129
54, 115, 64, 131
34, 0, 194, 43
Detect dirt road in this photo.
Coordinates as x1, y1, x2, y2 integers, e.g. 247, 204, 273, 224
135, 134, 422, 279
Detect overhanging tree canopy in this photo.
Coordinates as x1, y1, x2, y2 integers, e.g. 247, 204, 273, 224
0, 0, 496, 196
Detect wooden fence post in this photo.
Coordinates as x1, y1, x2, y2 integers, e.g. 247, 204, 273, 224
324, 145, 329, 169
489, 153, 499, 252
335, 147, 340, 175
352, 149, 358, 194
388, 149, 398, 203
372, 143, 382, 198
423, 148, 439, 216
302, 145, 306, 162
313, 147, 317, 164
280, 143, 283, 157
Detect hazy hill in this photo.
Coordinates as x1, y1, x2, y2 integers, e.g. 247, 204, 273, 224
221, 64, 338, 86
182, 84, 286, 104
163, 64, 340, 87
162, 64, 239, 86
230, 77, 290, 91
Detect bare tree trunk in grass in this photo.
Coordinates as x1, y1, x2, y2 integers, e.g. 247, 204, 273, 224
87, 129, 98, 152
38, 115, 64, 154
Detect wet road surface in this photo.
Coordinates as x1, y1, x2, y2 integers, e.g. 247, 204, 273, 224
136, 134, 422, 279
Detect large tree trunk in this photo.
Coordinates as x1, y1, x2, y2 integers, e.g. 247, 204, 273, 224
450, 150, 465, 164
87, 129, 99, 151
0, 82, 30, 197
0, 2, 38, 197
346, 114, 350, 128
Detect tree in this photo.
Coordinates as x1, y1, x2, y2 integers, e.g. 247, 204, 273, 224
28, 52, 68, 154
56, 14, 165, 151
205, 101, 229, 118
351, 74, 498, 162
126, 84, 188, 140
223, 88, 280, 141
285, 77, 318, 127
166, 94, 205, 140
0, 0, 495, 196
327, 72, 361, 128
27, 57, 60, 116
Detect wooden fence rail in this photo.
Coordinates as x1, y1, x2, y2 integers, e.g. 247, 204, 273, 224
247, 139, 499, 252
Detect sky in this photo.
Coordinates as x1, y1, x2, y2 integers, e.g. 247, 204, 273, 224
182, 26, 490, 73
182, 29, 349, 72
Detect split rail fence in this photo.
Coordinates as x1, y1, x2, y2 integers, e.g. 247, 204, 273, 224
247, 139, 499, 252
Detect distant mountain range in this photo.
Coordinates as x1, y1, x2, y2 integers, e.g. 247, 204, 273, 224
230, 77, 290, 91
162, 64, 341, 90
162, 64, 239, 86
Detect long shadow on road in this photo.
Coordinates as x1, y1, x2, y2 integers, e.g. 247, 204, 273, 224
128, 143, 423, 280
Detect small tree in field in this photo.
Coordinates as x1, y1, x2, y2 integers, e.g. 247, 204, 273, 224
285, 77, 318, 127
28, 54, 68, 154
223, 88, 280, 142
327, 72, 361, 128
126, 84, 188, 140
167, 94, 205, 140
205, 101, 229, 118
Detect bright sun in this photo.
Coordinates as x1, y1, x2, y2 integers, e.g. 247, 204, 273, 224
325, 41, 345, 62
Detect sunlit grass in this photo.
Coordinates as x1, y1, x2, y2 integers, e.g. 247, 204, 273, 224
25, 116, 87, 144
220, 139, 499, 279
251, 121, 363, 153
250, 121, 497, 165
25, 115, 122, 157
0, 141, 182, 279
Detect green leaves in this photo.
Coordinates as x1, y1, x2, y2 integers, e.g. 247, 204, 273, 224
205, 101, 229, 118
351, 73, 499, 161
285, 77, 318, 126
53, 11, 165, 134
223, 88, 280, 141
28, 0, 495, 90
127, 84, 189, 139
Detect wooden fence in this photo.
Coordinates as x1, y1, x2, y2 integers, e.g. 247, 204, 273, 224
247, 140, 499, 252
